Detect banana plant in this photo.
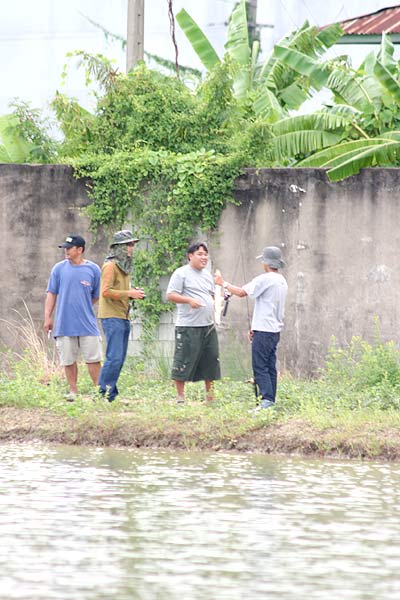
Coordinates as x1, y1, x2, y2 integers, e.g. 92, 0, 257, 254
176, 1, 343, 114
0, 115, 33, 163
270, 31, 400, 180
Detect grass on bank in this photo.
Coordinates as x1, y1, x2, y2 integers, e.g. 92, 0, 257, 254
2, 323, 400, 458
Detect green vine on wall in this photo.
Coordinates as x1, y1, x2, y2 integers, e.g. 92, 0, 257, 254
74, 148, 241, 329
60, 63, 245, 330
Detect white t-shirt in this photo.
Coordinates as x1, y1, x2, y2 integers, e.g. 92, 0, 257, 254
167, 264, 215, 326
242, 272, 288, 332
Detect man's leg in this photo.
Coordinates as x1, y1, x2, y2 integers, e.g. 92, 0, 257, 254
87, 361, 101, 386
56, 337, 79, 396
205, 380, 214, 401
197, 327, 220, 402
64, 363, 78, 394
252, 332, 279, 404
99, 319, 128, 401
174, 380, 185, 403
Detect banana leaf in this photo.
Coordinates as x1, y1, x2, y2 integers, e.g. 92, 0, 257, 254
297, 139, 384, 167
271, 110, 354, 137
273, 45, 330, 90
225, 0, 251, 98
0, 144, 11, 162
382, 131, 400, 141
0, 115, 31, 163
358, 51, 376, 76
326, 140, 400, 181
225, 0, 250, 66
278, 83, 308, 110
272, 130, 342, 160
316, 23, 344, 49
253, 88, 285, 121
374, 60, 400, 104
250, 40, 260, 88
176, 9, 220, 71
327, 69, 379, 112
377, 32, 396, 73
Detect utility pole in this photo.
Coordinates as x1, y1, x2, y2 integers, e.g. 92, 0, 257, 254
247, 0, 258, 46
126, 0, 144, 72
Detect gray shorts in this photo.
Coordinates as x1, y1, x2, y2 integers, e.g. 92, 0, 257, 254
56, 336, 102, 366
171, 325, 221, 382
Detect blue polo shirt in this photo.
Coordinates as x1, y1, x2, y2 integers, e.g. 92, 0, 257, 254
47, 259, 101, 337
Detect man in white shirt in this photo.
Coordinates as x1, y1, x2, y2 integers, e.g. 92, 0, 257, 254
167, 242, 220, 404
215, 246, 288, 409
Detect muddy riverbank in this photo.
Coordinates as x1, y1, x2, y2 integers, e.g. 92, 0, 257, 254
1, 406, 400, 461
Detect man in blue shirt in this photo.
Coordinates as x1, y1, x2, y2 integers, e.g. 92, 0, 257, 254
44, 235, 102, 401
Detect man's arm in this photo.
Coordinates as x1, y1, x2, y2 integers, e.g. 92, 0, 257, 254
101, 262, 145, 300
214, 273, 247, 298
44, 292, 57, 333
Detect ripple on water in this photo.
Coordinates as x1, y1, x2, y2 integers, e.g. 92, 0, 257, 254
0, 444, 400, 599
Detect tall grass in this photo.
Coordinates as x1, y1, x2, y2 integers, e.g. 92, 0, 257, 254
0, 303, 62, 383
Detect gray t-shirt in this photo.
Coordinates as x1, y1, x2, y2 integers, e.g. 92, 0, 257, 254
167, 264, 215, 326
242, 272, 288, 332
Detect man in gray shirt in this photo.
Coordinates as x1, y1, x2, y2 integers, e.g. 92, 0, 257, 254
215, 246, 287, 410
167, 242, 221, 403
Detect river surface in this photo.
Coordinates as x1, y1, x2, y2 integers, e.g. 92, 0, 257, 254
1, 443, 400, 599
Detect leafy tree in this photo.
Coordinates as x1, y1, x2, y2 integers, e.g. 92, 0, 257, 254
0, 100, 58, 163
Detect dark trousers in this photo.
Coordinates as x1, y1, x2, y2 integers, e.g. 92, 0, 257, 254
252, 331, 280, 403
99, 318, 131, 401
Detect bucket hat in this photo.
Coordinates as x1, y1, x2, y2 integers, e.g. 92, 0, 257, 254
256, 246, 285, 269
110, 230, 139, 246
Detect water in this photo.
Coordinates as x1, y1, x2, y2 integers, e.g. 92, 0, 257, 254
1, 444, 400, 600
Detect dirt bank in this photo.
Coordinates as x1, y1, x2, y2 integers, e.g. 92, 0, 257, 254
1, 407, 400, 460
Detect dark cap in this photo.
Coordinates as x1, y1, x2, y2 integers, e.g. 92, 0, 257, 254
58, 235, 86, 249
110, 230, 140, 246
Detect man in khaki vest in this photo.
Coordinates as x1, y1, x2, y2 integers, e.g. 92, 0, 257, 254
98, 230, 145, 402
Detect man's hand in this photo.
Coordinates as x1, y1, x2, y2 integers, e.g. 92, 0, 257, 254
247, 330, 254, 342
214, 272, 224, 286
189, 298, 205, 309
128, 288, 146, 300
44, 318, 53, 334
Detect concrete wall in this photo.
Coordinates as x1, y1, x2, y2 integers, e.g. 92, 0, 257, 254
1, 164, 399, 376
0, 164, 108, 349
211, 168, 400, 375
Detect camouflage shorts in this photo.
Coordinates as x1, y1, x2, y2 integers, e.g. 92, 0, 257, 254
171, 325, 221, 382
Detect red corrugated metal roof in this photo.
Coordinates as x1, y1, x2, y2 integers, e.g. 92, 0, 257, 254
340, 5, 400, 35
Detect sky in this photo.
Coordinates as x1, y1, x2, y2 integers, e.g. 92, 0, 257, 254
1, 0, 399, 117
